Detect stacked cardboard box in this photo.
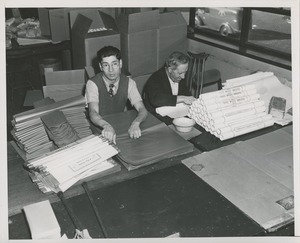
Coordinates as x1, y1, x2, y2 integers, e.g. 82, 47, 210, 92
117, 10, 159, 77
157, 11, 188, 68
38, 8, 116, 42
117, 10, 188, 79
70, 9, 120, 69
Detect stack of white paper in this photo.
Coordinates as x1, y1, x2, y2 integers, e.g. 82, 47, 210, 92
27, 134, 119, 193
23, 200, 61, 240
189, 84, 274, 140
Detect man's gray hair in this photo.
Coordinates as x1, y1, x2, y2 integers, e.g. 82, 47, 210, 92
165, 51, 190, 70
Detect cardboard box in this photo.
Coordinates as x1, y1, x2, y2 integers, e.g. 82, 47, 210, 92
38, 8, 116, 42
116, 10, 159, 33
45, 69, 86, 86
121, 29, 158, 77
157, 11, 188, 68
38, 8, 76, 42
70, 9, 120, 69
132, 73, 152, 96
43, 69, 86, 102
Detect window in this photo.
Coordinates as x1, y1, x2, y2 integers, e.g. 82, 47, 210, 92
189, 8, 291, 69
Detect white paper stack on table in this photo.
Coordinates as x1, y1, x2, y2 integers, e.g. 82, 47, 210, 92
188, 84, 274, 140
23, 200, 61, 240
26, 134, 120, 193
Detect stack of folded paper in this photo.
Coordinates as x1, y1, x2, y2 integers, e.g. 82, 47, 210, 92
27, 134, 120, 193
41, 110, 79, 148
189, 84, 274, 140
11, 96, 93, 160
10, 117, 55, 160
62, 106, 93, 139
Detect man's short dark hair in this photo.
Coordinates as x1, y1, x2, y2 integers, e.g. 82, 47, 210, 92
165, 51, 190, 70
97, 46, 121, 63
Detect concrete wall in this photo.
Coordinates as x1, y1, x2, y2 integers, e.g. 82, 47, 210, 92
188, 39, 292, 93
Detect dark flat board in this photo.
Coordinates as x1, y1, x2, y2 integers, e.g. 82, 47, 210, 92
9, 164, 265, 239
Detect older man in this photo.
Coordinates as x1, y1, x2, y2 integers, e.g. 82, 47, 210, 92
85, 46, 147, 143
143, 51, 196, 124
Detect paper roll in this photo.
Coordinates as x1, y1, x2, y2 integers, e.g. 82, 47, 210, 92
210, 105, 266, 124
200, 84, 256, 98
199, 89, 258, 106
208, 100, 265, 119
203, 93, 260, 112
219, 119, 274, 140
216, 114, 273, 134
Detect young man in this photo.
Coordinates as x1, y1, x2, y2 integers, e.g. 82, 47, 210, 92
85, 46, 147, 143
143, 51, 196, 124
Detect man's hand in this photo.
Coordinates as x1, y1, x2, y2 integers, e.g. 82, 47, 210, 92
102, 124, 116, 144
128, 121, 141, 139
177, 95, 196, 105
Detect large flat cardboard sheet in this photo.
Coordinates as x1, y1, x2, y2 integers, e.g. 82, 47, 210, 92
92, 110, 194, 170
244, 128, 293, 155
182, 127, 293, 230
45, 69, 85, 86
43, 84, 84, 102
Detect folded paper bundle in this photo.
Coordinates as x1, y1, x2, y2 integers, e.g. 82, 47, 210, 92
189, 84, 274, 141
41, 110, 79, 148
11, 95, 93, 160
26, 134, 120, 193
10, 116, 55, 160
62, 106, 93, 139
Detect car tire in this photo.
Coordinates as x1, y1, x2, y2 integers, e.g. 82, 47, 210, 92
220, 25, 230, 36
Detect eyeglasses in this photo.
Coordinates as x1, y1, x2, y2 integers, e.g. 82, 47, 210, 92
101, 61, 120, 71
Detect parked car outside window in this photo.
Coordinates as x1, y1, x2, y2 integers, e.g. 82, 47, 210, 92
195, 7, 243, 37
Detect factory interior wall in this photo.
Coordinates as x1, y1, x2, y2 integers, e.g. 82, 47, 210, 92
188, 39, 292, 87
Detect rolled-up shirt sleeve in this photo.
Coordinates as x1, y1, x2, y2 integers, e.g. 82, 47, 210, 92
85, 80, 99, 104
128, 78, 143, 106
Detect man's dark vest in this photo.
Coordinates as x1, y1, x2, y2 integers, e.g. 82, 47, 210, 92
90, 73, 129, 116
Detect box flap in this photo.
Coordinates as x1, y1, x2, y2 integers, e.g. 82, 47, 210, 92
98, 10, 118, 31
71, 13, 92, 38
117, 10, 159, 33
70, 9, 118, 38
159, 11, 187, 28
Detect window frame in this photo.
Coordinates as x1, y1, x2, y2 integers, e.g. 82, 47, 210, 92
188, 7, 291, 70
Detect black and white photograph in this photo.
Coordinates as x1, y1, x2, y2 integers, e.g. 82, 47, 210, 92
1, 0, 299, 242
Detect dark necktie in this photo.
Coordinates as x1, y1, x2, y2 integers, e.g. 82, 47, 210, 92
109, 84, 114, 97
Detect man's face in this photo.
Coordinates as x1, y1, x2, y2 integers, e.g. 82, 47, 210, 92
167, 63, 189, 83
99, 55, 122, 81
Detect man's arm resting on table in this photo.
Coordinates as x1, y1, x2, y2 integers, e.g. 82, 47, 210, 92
129, 101, 148, 139
88, 102, 116, 143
